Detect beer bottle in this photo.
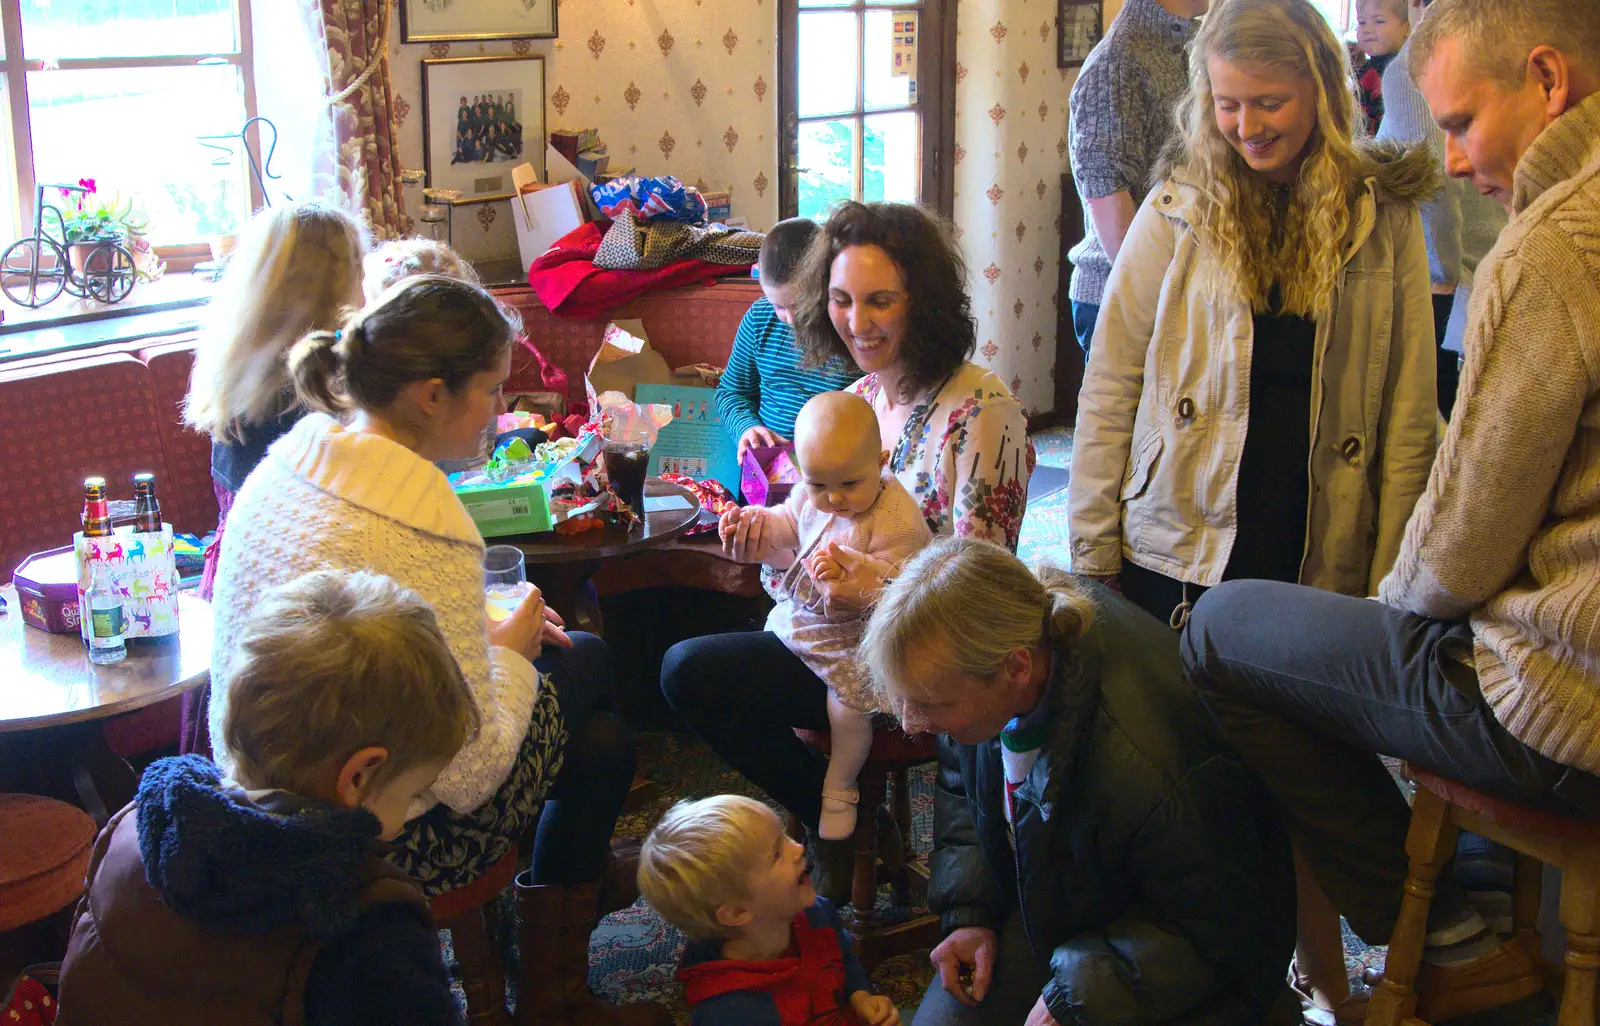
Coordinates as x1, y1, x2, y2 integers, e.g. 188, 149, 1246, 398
133, 473, 161, 533
82, 477, 113, 538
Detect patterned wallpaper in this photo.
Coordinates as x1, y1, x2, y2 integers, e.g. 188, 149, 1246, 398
384, 0, 780, 263
950, 0, 1082, 418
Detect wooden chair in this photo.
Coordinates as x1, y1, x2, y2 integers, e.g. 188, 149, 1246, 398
790, 726, 943, 973
429, 845, 520, 1026
1366, 766, 1600, 1026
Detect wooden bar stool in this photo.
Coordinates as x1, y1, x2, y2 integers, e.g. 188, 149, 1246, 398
1367, 766, 1600, 1026
789, 725, 944, 973
429, 846, 520, 1026
1, 793, 96, 995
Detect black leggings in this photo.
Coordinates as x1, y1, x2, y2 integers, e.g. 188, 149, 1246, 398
660, 629, 832, 830
533, 633, 637, 885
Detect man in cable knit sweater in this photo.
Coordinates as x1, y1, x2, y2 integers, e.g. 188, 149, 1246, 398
1179, 0, 1600, 1019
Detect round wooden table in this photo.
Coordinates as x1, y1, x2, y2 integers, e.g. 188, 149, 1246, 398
0, 585, 212, 821
502, 478, 707, 635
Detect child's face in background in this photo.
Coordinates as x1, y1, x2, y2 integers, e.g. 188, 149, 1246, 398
1356, 2, 1408, 58
794, 419, 886, 519
761, 279, 800, 327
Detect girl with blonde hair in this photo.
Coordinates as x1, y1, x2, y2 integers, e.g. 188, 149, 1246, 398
183, 201, 369, 600
1067, 0, 1440, 1020
861, 538, 1294, 1026
1069, 0, 1438, 628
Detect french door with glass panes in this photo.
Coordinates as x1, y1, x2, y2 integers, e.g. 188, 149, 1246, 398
778, 0, 953, 219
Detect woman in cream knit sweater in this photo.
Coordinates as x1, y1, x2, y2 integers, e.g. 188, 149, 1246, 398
208, 275, 667, 1026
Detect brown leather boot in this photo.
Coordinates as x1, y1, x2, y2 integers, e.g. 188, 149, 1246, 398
597, 836, 642, 919
513, 875, 671, 1026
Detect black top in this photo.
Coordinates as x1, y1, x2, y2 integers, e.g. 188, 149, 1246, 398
1226, 296, 1316, 584
210, 393, 304, 494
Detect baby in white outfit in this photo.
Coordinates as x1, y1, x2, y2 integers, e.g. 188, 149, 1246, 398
719, 391, 931, 839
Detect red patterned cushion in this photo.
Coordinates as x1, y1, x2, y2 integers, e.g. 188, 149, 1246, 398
0, 793, 96, 931
0, 355, 170, 578
1411, 766, 1600, 842
495, 280, 761, 402
139, 341, 219, 536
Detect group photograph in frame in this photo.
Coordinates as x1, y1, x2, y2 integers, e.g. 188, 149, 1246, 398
401, 0, 557, 43
422, 55, 546, 204
1058, 0, 1103, 68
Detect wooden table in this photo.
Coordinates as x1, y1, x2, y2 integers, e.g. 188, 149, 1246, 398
0, 585, 211, 821
504, 478, 707, 636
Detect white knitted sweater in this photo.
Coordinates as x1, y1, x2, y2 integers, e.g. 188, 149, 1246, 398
208, 413, 540, 817
1380, 92, 1600, 775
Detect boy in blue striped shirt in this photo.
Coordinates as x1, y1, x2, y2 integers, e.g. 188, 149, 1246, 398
716, 219, 862, 462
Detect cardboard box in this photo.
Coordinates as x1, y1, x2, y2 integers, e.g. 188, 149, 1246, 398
451, 433, 603, 537
702, 190, 731, 223
550, 129, 585, 166
512, 177, 588, 272
586, 320, 673, 401
576, 148, 609, 181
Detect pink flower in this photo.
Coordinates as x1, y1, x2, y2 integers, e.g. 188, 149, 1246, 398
78, 177, 96, 194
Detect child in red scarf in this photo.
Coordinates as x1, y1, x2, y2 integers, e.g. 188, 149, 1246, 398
639, 796, 899, 1026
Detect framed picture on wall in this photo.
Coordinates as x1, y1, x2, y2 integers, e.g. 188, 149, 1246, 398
401, 0, 557, 43
1058, 0, 1103, 68
422, 55, 546, 204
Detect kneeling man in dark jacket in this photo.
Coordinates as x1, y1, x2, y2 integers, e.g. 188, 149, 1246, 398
862, 539, 1295, 1025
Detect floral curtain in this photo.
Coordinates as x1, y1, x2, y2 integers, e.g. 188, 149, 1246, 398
308, 0, 409, 238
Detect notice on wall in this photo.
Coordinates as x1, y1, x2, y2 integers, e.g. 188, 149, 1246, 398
892, 13, 918, 80
635, 383, 741, 493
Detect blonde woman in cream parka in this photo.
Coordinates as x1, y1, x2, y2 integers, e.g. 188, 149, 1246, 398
1069, 2, 1440, 1022
1069, 0, 1441, 635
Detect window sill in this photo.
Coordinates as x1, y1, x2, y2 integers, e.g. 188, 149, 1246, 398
0, 271, 215, 362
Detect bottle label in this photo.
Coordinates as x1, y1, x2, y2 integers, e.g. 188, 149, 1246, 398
91, 604, 124, 642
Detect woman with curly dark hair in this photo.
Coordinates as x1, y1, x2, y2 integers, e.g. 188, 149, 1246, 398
661, 201, 1032, 904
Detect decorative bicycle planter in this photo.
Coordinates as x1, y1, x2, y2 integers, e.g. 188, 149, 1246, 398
0, 182, 138, 308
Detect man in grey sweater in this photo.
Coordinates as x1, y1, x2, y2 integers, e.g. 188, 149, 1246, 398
1066, 0, 1206, 355
1181, 0, 1600, 1020
1376, 0, 1507, 417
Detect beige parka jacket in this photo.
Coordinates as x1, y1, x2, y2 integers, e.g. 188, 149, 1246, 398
1069, 145, 1442, 599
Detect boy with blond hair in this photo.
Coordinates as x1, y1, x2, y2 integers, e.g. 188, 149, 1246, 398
639, 795, 899, 1026
58, 569, 479, 1026
1355, 0, 1411, 131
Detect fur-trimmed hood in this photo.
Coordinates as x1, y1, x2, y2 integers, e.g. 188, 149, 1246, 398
1363, 139, 1446, 207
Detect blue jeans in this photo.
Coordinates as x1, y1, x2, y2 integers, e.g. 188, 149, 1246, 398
1182, 580, 1600, 944
1071, 300, 1099, 356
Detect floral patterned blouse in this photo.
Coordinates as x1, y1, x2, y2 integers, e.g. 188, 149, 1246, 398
851, 362, 1035, 552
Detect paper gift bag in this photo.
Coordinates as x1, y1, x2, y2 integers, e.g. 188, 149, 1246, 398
740, 444, 800, 506
75, 524, 180, 640
585, 319, 673, 401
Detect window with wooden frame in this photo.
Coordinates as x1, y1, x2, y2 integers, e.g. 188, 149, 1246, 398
0, 0, 260, 272
777, 0, 955, 220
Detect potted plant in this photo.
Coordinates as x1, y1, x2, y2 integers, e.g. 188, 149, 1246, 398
59, 178, 150, 275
